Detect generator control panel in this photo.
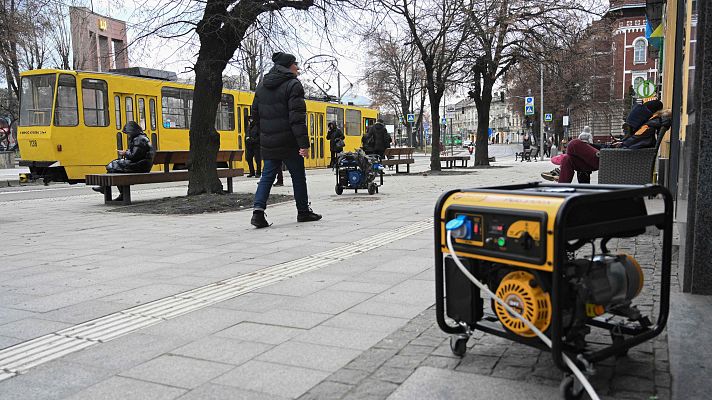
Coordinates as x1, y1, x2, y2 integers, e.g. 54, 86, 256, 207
444, 206, 547, 265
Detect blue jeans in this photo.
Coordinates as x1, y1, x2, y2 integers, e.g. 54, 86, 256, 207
254, 155, 309, 212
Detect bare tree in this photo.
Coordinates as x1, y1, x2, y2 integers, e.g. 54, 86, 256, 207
463, 0, 601, 165
379, 0, 473, 171
363, 29, 425, 147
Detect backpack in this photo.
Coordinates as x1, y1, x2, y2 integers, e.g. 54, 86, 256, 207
364, 131, 376, 149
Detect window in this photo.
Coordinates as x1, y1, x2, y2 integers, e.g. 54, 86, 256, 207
243, 108, 250, 137
237, 107, 242, 133
161, 87, 192, 129
149, 99, 156, 130
633, 38, 647, 64
114, 95, 122, 129
125, 97, 134, 122
215, 94, 235, 131
345, 109, 361, 136
19, 74, 56, 126
326, 106, 344, 132
54, 74, 78, 126
633, 76, 645, 92
138, 98, 146, 130
82, 78, 109, 127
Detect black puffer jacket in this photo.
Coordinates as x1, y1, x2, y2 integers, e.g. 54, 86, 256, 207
251, 65, 309, 160
326, 127, 344, 152
123, 133, 154, 172
363, 122, 391, 153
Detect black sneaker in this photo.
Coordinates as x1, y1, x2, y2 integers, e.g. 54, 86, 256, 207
251, 210, 270, 228
274, 181, 284, 187
297, 209, 322, 222
541, 172, 559, 182
92, 186, 105, 194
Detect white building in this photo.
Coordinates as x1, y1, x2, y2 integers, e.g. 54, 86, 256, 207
445, 98, 478, 141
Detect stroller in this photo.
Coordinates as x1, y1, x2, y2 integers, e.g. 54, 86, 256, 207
334, 149, 384, 195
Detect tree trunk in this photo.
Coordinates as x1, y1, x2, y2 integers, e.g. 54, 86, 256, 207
429, 92, 443, 171
474, 80, 494, 166
188, 47, 228, 195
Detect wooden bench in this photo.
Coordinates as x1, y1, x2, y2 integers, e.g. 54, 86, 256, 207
381, 147, 415, 173
515, 146, 538, 162
85, 150, 244, 205
440, 155, 470, 169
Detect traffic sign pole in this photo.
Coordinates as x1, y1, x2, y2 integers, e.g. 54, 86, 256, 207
540, 62, 545, 161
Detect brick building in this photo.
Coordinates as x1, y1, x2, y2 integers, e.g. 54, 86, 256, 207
610, 0, 659, 101
69, 7, 129, 72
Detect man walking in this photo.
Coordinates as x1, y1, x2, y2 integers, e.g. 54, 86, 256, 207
250, 52, 321, 228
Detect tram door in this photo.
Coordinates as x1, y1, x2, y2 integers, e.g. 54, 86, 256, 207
136, 95, 159, 150
315, 112, 326, 167
307, 113, 317, 168
114, 94, 136, 151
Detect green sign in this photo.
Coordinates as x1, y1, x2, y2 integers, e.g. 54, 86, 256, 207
525, 105, 535, 116
636, 80, 656, 98
544, 113, 553, 122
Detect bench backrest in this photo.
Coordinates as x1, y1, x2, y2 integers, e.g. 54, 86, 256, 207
154, 150, 243, 171
384, 147, 415, 159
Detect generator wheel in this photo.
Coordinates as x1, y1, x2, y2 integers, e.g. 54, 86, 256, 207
449, 335, 468, 357
335, 184, 343, 195
559, 375, 584, 400
368, 183, 377, 195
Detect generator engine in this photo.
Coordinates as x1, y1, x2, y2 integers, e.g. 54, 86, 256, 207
486, 253, 645, 342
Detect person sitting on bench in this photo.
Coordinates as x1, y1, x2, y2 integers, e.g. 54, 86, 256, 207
541, 101, 669, 183
92, 121, 155, 201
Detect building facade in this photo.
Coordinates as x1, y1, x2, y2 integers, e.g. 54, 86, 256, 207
610, 0, 660, 101
70, 7, 129, 72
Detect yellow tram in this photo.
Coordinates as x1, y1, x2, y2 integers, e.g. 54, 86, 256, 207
17, 68, 378, 183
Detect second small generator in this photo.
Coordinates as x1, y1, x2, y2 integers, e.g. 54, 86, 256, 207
434, 183, 672, 399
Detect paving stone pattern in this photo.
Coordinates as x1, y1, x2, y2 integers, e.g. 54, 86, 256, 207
300, 235, 678, 400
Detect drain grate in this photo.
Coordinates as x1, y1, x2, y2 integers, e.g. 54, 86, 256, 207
0, 219, 432, 381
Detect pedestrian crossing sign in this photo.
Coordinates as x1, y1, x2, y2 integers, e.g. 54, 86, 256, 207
525, 105, 535, 116
545, 113, 553, 122
407, 114, 415, 123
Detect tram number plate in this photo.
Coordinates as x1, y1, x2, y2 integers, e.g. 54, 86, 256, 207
29, 140, 37, 147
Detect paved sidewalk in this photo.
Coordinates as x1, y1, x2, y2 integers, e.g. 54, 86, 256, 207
0, 151, 694, 399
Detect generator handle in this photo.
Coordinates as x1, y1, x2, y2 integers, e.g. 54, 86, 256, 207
434, 189, 467, 335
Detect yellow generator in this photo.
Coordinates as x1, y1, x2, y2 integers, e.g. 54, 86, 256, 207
435, 183, 672, 399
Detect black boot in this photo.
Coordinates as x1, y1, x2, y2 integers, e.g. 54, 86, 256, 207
297, 208, 322, 222
251, 210, 270, 228
92, 186, 105, 194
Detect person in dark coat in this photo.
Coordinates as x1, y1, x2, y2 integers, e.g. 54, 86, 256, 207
245, 117, 261, 177
326, 121, 345, 168
92, 121, 155, 201
362, 119, 391, 158
250, 52, 321, 228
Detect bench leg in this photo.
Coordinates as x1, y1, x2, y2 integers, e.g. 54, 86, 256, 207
227, 177, 234, 193
407, 163, 410, 173
395, 164, 400, 174
103, 186, 112, 204
119, 186, 131, 205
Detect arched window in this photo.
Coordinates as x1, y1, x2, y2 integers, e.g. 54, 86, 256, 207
634, 38, 647, 64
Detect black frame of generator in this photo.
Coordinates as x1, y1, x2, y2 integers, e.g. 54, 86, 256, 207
434, 182, 673, 372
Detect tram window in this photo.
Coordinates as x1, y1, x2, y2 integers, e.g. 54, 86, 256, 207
54, 74, 78, 126
125, 97, 134, 122
19, 74, 56, 126
345, 109, 361, 136
138, 98, 147, 130
82, 78, 109, 127
237, 107, 242, 133
161, 87, 192, 129
114, 95, 121, 129
149, 99, 156, 130
326, 106, 344, 131
215, 94, 235, 131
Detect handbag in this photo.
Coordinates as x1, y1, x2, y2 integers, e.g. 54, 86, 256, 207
335, 137, 345, 149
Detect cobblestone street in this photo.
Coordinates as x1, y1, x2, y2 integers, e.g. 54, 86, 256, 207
301, 235, 678, 400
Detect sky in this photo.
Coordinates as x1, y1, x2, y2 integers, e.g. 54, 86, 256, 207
82, 0, 371, 100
